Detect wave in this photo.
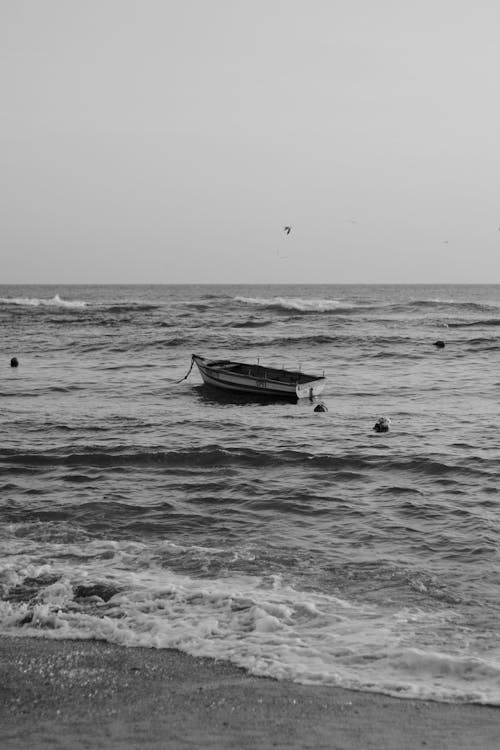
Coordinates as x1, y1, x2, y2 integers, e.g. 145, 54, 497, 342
393, 299, 499, 318
0, 294, 86, 309
179, 303, 210, 312
226, 318, 275, 329
461, 337, 500, 352
235, 296, 356, 314
448, 318, 500, 328
46, 316, 99, 326
231, 333, 417, 348
105, 303, 161, 313
244, 334, 344, 347
235, 296, 500, 317
0, 446, 494, 480
0, 445, 287, 470
1, 547, 499, 704
391, 299, 500, 313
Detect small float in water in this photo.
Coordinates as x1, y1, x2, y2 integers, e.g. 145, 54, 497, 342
188, 354, 326, 399
373, 416, 391, 433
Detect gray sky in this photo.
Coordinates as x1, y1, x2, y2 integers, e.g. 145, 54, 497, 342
2, 0, 500, 283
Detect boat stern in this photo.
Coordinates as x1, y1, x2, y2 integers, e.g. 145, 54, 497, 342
296, 378, 326, 399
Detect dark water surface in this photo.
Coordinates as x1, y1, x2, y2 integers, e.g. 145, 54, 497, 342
1, 284, 500, 703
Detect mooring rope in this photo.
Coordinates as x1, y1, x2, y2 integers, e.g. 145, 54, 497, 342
173, 354, 195, 384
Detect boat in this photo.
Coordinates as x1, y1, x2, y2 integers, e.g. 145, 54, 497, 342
190, 354, 326, 399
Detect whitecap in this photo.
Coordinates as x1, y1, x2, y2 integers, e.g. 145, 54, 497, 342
234, 296, 353, 313
0, 294, 86, 309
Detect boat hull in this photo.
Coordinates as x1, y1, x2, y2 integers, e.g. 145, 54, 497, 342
192, 355, 326, 399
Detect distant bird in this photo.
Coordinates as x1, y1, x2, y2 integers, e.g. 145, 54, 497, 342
434, 340, 445, 349
283, 226, 291, 235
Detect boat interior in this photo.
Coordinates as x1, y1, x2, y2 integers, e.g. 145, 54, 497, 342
207, 360, 323, 384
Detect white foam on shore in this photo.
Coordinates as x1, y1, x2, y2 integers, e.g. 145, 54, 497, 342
1, 538, 500, 705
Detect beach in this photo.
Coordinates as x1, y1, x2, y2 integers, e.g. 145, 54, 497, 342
1, 636, 499, 750
3, 284, 500, 743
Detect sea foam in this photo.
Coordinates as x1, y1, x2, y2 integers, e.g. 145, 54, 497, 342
2, 539, 500, 705
235, 296, 353, 313
0, 294, 86, 309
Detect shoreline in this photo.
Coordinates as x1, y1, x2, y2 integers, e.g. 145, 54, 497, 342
1, 635, 499, 749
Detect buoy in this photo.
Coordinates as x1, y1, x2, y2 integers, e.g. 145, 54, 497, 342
10, 357, 19, 368
434, 340, 445, 349
373, 417, 390, 433
314, 402, 328, 412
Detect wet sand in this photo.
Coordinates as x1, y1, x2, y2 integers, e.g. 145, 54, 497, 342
1, 635, 499, 749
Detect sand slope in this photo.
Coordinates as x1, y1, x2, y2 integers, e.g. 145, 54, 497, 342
1, 636, 499, 749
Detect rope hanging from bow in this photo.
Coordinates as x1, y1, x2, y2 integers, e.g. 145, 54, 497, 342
173, 355, 195, 384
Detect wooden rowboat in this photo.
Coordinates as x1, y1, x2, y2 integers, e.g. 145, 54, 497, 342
191, 354, 326, 399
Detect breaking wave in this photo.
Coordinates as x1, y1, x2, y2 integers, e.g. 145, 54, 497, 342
233, 296, 499, 317
1, 545, 500, 704
0, 294, 86, 309
235, 296, 355, 313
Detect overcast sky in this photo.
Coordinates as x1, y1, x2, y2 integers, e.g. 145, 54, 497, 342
2, 0, 500, 284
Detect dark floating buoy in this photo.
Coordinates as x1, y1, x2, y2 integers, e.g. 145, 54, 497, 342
10, 357, 19, 368
373, 417, 390, 433
314, 402, 328, 413
434, 340, 445, 349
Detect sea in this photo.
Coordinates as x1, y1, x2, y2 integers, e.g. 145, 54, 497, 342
1, 283, 500, 705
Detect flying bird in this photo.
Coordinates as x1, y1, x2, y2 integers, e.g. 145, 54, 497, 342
283, 226, 291, 235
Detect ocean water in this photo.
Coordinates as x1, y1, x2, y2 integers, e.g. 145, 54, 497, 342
1, 283, 500, 704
